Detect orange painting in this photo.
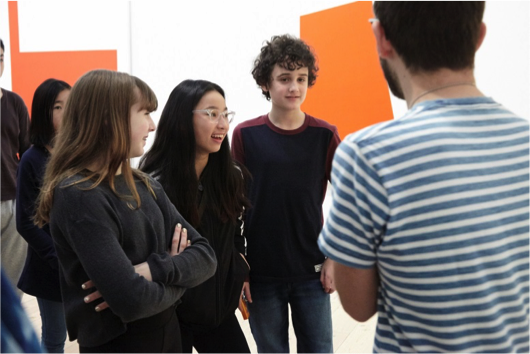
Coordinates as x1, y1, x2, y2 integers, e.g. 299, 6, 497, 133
301, 1, 393, 139
8, 1, 117, 115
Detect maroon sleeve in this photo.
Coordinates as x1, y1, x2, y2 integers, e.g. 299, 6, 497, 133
325, 126, 341, 182
231, 124, 245, 165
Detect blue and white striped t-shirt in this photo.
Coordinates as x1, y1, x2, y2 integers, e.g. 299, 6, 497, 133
319, 97, 529, 353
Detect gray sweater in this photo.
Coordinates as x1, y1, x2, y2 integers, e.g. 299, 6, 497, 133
50, 172, 217, 347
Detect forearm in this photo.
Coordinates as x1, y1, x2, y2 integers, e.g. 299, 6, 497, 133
147, 218, 217, 287
335, 262, 379, 322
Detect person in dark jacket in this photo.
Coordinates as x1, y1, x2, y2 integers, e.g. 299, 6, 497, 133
16, 78, 71, 353
140, 79, 251, 353
34, 70, 217, 353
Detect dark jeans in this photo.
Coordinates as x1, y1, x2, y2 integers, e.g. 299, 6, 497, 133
79, 307, 180, 353
36, 297, 67, 353
180, 313, 250, 353
248, 278, 333, 353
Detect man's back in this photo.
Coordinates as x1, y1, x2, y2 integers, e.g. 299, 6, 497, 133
320, 96, 529, 352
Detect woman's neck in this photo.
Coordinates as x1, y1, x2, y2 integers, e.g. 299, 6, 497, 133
195, 153, 209, 180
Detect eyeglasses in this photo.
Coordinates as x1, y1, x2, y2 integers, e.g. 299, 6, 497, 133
193, 109, 235, 124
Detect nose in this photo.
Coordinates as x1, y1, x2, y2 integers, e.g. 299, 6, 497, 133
148, 114, 156, 132
289, 81, 298, 92
217, 116, 228, 130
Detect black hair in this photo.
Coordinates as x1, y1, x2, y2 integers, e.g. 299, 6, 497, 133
373, 1, 485, 73
30, 78, 71, 147
139, 79, 250, 227
0, 38, 4, 52
252, 34, 318, 100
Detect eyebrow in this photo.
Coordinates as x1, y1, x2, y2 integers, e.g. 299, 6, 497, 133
276, 72, 308, 77
204, 105, 228, 110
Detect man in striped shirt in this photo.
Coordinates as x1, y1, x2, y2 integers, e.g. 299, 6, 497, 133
318, 2, 529, 353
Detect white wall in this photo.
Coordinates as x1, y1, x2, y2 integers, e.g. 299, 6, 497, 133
129, 0, 356, 149
2, 0, 529, 137
476, 1, 530, 119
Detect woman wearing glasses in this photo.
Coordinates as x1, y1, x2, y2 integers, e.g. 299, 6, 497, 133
140, 79, 251, 353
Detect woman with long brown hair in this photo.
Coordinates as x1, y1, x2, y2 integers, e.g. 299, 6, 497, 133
35, 69, 216, 353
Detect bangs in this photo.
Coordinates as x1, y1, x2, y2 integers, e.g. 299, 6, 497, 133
134, 77, 158, 112
278, 56, 309, 72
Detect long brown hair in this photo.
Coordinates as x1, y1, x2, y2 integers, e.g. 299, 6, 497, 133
35, 69, 158, 227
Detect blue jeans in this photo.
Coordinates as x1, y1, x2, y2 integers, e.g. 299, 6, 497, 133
36, 297, 67, 353
248, 279, 332, 353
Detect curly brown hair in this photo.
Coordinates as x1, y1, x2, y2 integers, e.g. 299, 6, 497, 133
252, 34, 318, 101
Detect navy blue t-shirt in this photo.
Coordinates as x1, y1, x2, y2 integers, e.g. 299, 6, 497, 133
232, 114, 340, 282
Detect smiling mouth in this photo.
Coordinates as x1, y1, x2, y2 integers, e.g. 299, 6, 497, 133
211, 134, 225, 140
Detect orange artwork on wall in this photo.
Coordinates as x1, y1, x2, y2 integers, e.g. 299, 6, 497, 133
300, 1, 393, 139
8, 1, 117, 115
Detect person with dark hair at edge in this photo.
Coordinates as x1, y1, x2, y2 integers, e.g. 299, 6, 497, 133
34, 69, 217, 353
232, 34, 341, 353
0, 38, 31, 297
140, 79, 251, 353
16, 78, 71, 353
319, 2, 529, 353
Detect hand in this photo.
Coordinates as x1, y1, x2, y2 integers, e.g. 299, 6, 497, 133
170, 223, 189, 256
320, 258, 336, 294
81, 258, 155, 312
81, 280, 109, 312
238, 281, 252, 319
241, 281, 252, 303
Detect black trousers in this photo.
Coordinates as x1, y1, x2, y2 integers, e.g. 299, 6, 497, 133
79, 307, 181, 353
180, 313, 250, 353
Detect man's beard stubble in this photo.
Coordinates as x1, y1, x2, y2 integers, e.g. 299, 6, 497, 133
380, 58, 405, 100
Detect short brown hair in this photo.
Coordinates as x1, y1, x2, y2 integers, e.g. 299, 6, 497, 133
373, 1, 485, 73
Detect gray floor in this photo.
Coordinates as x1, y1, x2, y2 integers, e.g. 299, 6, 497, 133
22, 291, 377, 353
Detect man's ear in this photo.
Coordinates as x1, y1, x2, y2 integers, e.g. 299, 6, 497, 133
372, 21, 395, 59
475, 22, 487, 51
261, 85, 268, 93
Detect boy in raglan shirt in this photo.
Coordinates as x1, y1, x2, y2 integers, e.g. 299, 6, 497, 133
232, 34, 341, 353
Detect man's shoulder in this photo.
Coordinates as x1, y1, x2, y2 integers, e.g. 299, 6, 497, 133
343, 119, 399, 147
1, 88, 29, 117
2, 88, 25, 105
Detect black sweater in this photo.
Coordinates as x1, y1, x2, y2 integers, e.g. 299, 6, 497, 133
176, 177, 250, 330
50, 173, 217, 347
